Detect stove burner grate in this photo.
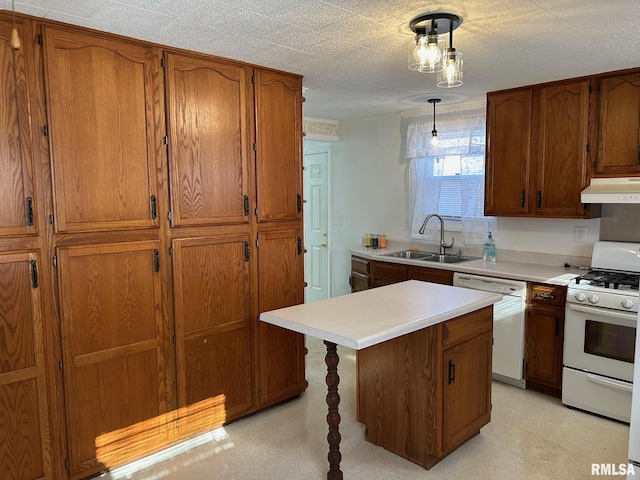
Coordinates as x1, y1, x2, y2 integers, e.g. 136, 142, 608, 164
574, 270, 640, 290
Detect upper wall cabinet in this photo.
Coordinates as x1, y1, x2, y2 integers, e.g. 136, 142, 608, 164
41, 26, 162, 233
0, 18, 38, 237
164, 53, 251, 227
486, 80, 593, 218
254, 69, 303, 222
536, 80, 590, 217
485, 89, 532, 216
595, 72, 640, 176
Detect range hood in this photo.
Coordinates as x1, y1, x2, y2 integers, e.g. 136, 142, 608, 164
581, 177, 640, 203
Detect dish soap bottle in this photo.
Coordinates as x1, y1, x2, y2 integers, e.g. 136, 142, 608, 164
484, 232, 496, 262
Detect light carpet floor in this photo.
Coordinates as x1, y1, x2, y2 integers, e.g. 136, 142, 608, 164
93, 336, 629, 480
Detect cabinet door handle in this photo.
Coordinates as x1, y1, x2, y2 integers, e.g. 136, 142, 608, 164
537, 191, 542, 208
637, 145, 640, 165
554, 317, 560, 336
520, 191, 525, 208
448, 360, 456, 384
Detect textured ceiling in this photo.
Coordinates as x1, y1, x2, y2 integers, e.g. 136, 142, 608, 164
3, 0, 640, 120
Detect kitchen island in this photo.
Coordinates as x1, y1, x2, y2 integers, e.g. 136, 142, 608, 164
260, 280, 502, 479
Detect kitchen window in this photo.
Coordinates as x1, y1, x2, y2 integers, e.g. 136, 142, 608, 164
406, 114, 493, 245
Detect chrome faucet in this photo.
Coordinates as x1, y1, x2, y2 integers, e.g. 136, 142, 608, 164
418, 213, 454, 255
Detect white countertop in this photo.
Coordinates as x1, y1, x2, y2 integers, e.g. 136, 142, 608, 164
260, 280, 502, 350
351, 243, 583, 286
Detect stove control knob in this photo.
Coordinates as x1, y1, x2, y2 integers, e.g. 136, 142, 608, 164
587, 294, 600, 304
575, 292, 587, 302
622, 299, 635, 310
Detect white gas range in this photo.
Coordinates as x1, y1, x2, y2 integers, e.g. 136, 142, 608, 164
562, 241, 640, 423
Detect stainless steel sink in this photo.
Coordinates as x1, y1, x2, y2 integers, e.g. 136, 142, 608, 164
382, 250, 480, 263
420, 254, 480, 264
382, 250, 434, 260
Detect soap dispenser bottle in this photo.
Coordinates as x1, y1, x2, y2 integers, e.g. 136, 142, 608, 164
484, 232, 496, 262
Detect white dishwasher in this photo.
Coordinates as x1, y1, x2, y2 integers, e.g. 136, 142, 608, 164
453, 273, 527, 388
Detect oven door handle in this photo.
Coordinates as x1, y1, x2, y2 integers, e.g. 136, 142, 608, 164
585, 373, 633, 393
567, 303, 638, 321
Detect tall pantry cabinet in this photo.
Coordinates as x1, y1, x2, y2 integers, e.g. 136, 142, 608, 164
0, 16, 54, 480
41, 25, 171, 479
0, 12, 306, 480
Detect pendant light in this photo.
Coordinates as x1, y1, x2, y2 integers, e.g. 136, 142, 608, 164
437, 26, 463, 88
10, 0, 21, 50
408, 21, 444, 73
428, 98, 441, 147
408, 13, 462, 88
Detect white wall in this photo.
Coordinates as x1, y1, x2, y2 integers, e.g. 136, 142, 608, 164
325, 109, 601, 297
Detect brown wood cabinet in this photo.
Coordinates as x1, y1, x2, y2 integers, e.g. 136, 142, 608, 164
350, 256, 453, 292
486, 80, 593, 218
408, 265, 454, 285
485, 89, 532, 216
357, 306, 493, 469
536, 81, 590, 217
56, 241, 170, 478
595, 72, 640, 176
0, 10, 306, 478
254, 69, 303, 223
370, 260, 407, 287
0, 18, 38, 238
164, 53, 251, 227
256, 227, 306, 407
524, 283, 566, 397
171, 234, 253, 429
350, 255, 370, 292
41, 26, 162, 233
0, 252, 51, 480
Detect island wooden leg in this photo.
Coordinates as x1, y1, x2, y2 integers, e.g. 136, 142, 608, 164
324, 340, 342, 480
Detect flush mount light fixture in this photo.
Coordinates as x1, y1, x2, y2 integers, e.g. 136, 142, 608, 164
428, 98, 441, 147
408, 13, 463, 87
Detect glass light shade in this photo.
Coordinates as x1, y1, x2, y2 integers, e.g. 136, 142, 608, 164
437, 50, 463, 87
408, 34, 445, 73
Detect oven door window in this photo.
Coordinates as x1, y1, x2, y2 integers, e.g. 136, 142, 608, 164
584, 320, 635, 363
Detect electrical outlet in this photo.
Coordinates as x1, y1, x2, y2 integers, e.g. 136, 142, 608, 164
574, 226, 586, 243
334, 215, 343, 226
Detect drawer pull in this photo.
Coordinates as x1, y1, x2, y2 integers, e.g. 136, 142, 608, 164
534, 292, 556, 300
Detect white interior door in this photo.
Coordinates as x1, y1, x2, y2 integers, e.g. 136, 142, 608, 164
303, 147, 330, 303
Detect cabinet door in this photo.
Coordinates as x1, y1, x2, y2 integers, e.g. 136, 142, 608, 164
442, 331, 492, 452
408, 265, 453, 285
165, 53, 251, 227
370, 261, 407, 288
0, 252, 51, 480
171, 234, 253, 433
0, 18, 38, 237
596, 73, 640, 175
485, 89, 532, 215
257, 228, 306, 406
350, 272, 370, 292
524, 305, 564, 392
42, 27, 161, 233
536, 81, 590, 217
56, 241, 168, 479
254, 70, 303, 222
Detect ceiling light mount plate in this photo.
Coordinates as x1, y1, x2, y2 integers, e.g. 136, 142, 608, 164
427, 98, 441, 105
409, 13, 462, 35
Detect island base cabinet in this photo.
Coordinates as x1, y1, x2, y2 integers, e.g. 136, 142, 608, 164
356, 306, 493, 470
